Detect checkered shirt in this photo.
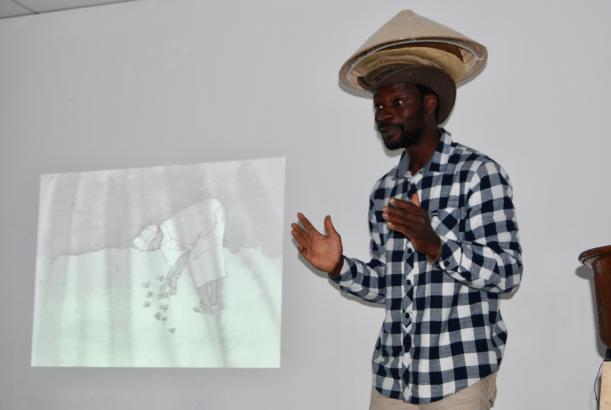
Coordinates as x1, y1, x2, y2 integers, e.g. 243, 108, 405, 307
332, 130, 522, 404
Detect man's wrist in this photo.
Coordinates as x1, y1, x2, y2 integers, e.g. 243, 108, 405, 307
328, 256, 344, 278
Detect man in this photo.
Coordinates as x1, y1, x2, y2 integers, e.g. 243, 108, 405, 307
291, 10, 522, 410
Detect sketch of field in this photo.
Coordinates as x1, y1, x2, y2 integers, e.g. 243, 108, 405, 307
31, 157, 285, 367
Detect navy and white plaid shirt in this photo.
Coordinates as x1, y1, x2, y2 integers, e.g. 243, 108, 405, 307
332, 130, 522, 404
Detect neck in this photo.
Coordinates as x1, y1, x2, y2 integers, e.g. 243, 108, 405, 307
406, 126, 440, 175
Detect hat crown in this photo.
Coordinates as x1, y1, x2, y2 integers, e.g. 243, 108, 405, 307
339, 9, 488, 95
357, 10, 476, 51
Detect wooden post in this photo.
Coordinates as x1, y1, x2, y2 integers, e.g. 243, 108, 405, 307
579, 246, 611, 409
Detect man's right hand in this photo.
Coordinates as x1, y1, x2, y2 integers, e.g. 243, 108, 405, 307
291, 213, 344, 277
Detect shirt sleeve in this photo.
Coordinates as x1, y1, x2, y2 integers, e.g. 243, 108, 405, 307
435, 161, 523, 293
329, 194, 387, 304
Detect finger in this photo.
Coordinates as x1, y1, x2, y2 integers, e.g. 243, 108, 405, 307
324, 215, 338, 237
383, 208, 425, 226
383, 204, 424, 221
384, 204, 421, 217
297, 213, 321, 235
411, 192, 420, 206
291, 221, 306, 235
386, 221, 412, 238
292, 222, 310, 240
291, 233, 308, 256
291, 223, 309, 246
386, 221, 405, 234
388, 197, 419, 210
387, 221, 420, 239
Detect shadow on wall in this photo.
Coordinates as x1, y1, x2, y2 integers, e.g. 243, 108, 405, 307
292, 238, 384, 310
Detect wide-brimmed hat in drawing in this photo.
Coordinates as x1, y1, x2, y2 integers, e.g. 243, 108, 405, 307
339, 10, 487, 123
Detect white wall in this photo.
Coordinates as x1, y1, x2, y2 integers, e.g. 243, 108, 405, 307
1, 0, 610, 408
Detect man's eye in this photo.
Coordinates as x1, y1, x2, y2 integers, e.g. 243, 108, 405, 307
394, 99, 405, 107
375, 105, 384, 111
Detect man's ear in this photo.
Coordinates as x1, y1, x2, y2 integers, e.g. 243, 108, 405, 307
424, 94, 438, 117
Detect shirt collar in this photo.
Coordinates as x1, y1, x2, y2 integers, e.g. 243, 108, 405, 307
394, 128, 453, 179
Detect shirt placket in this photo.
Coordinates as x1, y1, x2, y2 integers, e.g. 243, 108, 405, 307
400, 172, 422, 398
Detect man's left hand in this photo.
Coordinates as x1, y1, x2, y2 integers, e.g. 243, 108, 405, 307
382, 193, 441, 261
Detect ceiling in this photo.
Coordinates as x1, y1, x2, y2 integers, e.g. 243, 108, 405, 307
0, 0, 139, 19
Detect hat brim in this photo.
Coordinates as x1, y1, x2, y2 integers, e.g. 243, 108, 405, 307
360, 65, 456, 124
340, 38, 486, 91
338, 10, 487, 103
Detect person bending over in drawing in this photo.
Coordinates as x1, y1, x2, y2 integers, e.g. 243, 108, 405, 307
134, 198, 227, 314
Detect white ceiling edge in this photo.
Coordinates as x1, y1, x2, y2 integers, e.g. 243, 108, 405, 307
0, 1, 31, 18
0, 0, 141, 19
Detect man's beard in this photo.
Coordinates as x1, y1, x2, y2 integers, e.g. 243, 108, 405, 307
377, 108, 426, 150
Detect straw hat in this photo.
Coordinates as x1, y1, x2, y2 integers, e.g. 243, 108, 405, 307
339, 10, 487, 121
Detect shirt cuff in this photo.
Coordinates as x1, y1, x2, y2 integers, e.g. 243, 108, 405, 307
328, 256, 352, 283
434, 236, 462, 272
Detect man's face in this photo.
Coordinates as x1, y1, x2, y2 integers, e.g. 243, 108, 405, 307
373, 83, 427, 150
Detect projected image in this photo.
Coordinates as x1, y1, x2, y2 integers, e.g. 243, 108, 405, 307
31, 158, 285, 368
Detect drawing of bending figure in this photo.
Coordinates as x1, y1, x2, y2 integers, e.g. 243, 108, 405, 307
134, 198, 227, 314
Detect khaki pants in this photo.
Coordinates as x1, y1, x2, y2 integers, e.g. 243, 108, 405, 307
370, 373, 497, 410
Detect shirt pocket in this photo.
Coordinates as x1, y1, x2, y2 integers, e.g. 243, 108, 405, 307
430, 207, 462, 241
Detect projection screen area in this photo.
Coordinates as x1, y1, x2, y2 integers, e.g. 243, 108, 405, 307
31, 157, 285, 368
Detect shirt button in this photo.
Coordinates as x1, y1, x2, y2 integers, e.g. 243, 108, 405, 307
402, 337, 412, 351
402, 353, 411, 367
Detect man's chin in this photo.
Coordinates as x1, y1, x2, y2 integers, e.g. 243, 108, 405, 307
382, 139, 404, 150
381, 135, 424, 150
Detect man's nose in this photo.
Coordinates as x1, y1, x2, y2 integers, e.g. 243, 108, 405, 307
375, 108, 394, 123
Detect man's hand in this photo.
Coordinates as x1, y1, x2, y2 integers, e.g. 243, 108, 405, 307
291, 213, 344, 277
382, 193, 441, 260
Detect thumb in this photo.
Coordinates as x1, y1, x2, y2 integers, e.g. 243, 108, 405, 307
411, 192, 420, 206
324, 215, 339, 237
